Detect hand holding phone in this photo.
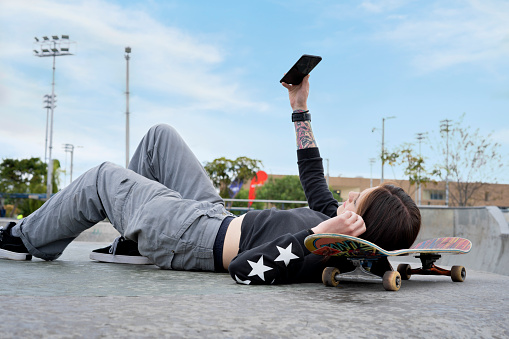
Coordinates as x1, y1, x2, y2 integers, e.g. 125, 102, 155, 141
280, 54, 322, 85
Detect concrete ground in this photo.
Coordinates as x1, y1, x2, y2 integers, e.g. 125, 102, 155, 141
1, 240, 508, 338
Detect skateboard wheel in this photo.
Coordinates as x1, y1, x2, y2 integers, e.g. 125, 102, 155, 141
382, 271, 401, 291
451, 265, 466, 282
397, 264, 412, 280
322, 267, 340, 287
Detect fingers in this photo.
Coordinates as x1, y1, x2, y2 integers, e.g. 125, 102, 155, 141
281, 74, 310, 90
311, 212, 366, 236
342, 211, 366, 237
352, 214, 366, 237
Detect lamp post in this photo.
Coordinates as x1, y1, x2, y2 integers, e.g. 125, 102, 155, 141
62, 143, 75, 185
34, 35, 74, 199
62, 144, 82, 185
415, 132, 427, 205
369, 158, 376, 188
440, 119, 452, 206
43, 94, 57, 164
125, 47, 131, 168
380, 116, 396, 183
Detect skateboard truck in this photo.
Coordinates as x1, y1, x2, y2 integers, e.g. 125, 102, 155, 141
397, 253, 467, 282
331, 259, 382, 284
323, 258, 402, 291
412, 254, 450, 276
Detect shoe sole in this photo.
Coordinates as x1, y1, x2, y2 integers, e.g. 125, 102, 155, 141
0, 248, 32, 261
89, 252, 153, 265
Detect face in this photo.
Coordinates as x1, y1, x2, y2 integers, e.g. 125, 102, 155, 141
337, 187, 377, 215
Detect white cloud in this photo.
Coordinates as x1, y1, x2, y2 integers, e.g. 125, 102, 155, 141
492, 128, 509, 145
373, 0, 509, 72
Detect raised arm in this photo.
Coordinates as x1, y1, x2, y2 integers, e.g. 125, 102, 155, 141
282, 76, 365, 236
281, 75, 316, 150
281, 76, 337, 216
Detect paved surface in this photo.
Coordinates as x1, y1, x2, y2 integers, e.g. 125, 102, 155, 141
1, 241, 508, 338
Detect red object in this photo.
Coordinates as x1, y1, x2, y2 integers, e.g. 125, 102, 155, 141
248, 171, 268, 206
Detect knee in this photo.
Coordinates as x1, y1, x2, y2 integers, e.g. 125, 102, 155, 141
149, 123, 178, 137
96, 161, 125, 179
146, 123, 183, 146
98, 161, 120, 171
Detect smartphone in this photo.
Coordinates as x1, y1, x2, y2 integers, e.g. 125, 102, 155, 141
280, 54, 322, 85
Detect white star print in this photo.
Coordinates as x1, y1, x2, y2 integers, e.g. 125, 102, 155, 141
235, 275, 251, 285
247, 256, 273, 281
275, 243, 299, 266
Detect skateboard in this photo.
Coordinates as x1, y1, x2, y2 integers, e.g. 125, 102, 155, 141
304, 234, 472, 291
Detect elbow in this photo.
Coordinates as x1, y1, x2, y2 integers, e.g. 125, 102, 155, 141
228, 259, 252, 285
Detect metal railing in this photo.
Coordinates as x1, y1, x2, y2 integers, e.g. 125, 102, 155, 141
223, 198, 308, 212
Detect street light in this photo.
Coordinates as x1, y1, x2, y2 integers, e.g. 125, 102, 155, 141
373, 116, 396, 183
440, 119, 452, 206
62, 144, 82, 185
43, 94, 57, 164
62, 144, 74, 185
34, 35, 75, 199
415, 132, 428, 205
369, 158, 376, 188
125, 46, 131, 168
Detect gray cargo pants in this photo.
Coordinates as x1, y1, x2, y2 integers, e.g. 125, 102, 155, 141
12, 124, 233, 271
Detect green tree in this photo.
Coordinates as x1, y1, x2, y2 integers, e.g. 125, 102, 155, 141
230, 175, 307, 212
204, 156, 262, 198
230, 175, 343, 213
233, 188, 264, 212
255, 175, 307, 209
384, 144, 436, 197
0, 158, 61, 216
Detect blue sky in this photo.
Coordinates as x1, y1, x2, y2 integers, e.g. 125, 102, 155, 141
1, 0, 508, 188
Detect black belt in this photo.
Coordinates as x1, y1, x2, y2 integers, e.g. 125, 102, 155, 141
213, 216, 235, 272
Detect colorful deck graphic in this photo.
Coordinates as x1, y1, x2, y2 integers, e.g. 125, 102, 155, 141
305, 234, 472, 258
410, 237, 472, 251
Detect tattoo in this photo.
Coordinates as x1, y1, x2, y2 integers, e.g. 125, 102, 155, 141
295, 121, 317, 149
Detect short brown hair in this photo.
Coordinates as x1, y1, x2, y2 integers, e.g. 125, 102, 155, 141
357, 183, 421, 250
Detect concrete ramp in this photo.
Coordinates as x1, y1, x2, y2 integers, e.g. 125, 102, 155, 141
1, 218, 120, 243
416, 206, 509, 276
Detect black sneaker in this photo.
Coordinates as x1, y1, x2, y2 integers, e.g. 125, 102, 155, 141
89, 236, 152, 265
0, 222, 32, 261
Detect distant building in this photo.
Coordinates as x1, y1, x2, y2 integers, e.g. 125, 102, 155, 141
269, 175, 509, 208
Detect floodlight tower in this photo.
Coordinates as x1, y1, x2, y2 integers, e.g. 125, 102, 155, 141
34, 35, 75, 199
125, 47, 131, 168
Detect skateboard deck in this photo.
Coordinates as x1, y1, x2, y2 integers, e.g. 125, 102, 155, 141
305, 234, 472, 257
304, 234, 472, 291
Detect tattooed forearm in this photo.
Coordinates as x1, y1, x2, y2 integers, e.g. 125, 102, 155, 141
295, 121, 317, 149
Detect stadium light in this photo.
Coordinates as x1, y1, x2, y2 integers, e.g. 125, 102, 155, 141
125, 46, 131, 168
33, 35, 75, 199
